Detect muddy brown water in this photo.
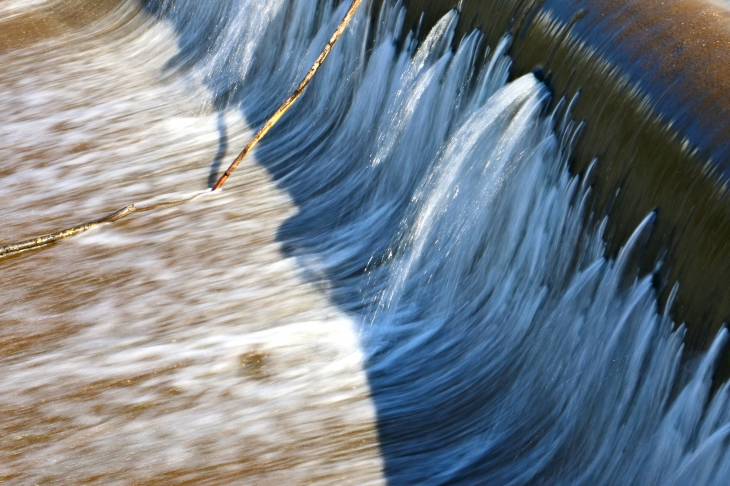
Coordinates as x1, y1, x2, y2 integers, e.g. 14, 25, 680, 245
0, 1, 383, 483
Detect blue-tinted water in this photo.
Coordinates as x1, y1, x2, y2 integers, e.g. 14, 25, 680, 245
144, 0, 730, 483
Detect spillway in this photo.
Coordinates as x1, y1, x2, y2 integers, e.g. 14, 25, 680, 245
1, 0, 729, 484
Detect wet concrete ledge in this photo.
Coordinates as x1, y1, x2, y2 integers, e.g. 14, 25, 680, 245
384, 0, 730, 382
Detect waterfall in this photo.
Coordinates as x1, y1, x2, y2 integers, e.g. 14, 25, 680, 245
1, 0, 729, 483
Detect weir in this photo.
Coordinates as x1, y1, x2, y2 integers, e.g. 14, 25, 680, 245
388, 0, 730, 382
3, 0, 730, 483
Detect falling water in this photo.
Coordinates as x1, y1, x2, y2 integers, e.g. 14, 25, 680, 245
1, 0, 729, 484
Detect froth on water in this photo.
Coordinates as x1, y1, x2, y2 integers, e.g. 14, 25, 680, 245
0, 1, 382, 483
1, 0, 729, 484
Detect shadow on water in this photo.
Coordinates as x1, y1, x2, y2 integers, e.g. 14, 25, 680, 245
208, 111, 229, 188
140, 0, 730, 484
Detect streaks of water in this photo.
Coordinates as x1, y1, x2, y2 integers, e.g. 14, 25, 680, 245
3, 0, 730, 484
0, 1, 383, 483
144, 0, 730, 483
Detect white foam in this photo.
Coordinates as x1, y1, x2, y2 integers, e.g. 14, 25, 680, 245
0, 3, 383, 483
0, 0, 52, 19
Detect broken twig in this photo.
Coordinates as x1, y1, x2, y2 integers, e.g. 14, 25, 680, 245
212, 0, 364, 190
0, 0, 364, 259
0, 205, 136, 258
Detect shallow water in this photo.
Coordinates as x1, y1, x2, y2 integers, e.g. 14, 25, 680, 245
2, 0, 730, 484
0, 1, 382, 483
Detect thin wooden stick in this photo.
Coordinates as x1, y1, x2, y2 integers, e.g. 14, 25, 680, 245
0, 189, 214, 259
212, 0, 364, 191
0, 0, 364, 260
0, 205, 136, 258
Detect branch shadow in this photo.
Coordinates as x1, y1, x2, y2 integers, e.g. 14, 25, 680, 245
207, 111, 229, 189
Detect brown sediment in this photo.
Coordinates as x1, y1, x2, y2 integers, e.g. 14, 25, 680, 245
0, 0, 127, 53
388, 0, 730, 381
0, 2, 384, 483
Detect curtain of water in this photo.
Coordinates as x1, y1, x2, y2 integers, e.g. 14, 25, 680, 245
146, 0, 730, 483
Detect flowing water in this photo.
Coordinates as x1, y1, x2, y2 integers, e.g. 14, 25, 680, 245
1, 0, 729, 484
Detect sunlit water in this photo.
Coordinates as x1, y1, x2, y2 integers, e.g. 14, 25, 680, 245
0, 1, 382, 483
0, 0, 50, 18
1, 0, 730, 484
